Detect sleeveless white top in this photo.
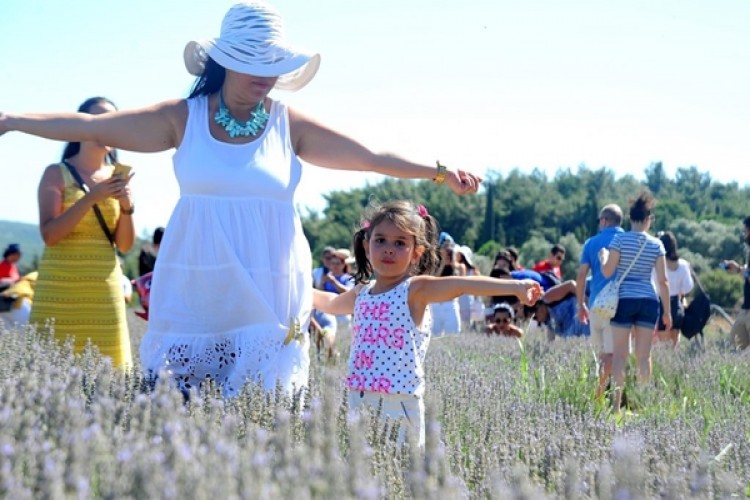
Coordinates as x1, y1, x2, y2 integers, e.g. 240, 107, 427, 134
139, 95, 313, 396
346, 278, 432, 397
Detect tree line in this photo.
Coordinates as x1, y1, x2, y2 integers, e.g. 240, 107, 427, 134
301, 163, 749, 310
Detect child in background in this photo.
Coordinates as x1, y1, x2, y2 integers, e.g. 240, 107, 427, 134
314, 201, 541, 446
485, 303, 524, 338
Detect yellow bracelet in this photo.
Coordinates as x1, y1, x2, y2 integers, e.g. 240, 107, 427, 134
433, 161, 447, 185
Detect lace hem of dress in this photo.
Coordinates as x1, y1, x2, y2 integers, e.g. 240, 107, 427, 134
140, 326, 310, 397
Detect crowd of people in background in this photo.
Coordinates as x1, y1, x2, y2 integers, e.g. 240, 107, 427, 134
304, 194, 747, 415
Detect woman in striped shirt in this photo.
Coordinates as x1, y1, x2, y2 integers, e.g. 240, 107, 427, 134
601, 192, 671, 410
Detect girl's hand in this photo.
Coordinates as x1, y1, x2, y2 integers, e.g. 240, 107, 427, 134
517, 280, 543, 305
445, 167, 482, 195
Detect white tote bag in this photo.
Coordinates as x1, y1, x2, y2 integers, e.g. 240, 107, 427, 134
591, 237, 648, 320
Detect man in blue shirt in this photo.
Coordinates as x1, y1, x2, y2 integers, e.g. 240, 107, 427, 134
576, 204, 624, 398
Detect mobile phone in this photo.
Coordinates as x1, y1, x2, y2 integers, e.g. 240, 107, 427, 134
112, 163, 133, 178
719, 262, 728, 270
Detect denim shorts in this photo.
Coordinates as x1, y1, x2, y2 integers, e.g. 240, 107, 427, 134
610, 297, 659, 329
657, 295, 684, 331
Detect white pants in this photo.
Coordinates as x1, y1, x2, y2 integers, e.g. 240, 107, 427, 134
431, 300, 461, 336
348, 391, 425, 447
589, 313, 614, 354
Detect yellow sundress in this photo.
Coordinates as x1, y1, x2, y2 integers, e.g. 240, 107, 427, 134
30, 163, 132, 368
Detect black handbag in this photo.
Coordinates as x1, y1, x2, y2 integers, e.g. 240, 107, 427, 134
681, 269, 712, 340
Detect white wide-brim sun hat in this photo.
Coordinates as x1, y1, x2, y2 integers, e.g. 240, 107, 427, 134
457, 245, 474, 267
184, 1, 320, 91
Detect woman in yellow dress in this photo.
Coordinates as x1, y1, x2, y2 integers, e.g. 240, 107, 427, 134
29, 97, 135, 368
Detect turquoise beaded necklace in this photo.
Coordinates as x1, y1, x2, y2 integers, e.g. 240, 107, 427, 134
214, 92, 270, 138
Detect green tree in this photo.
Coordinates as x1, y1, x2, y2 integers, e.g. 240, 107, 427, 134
644, 161, 673, 196
699, 269, 744, 310
480, 183, 496, 246
674, 167, 711, 217
558, 232, 583, 281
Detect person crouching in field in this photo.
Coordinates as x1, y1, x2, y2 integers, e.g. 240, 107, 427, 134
485, 302, 524, 338
532, 280, 590, 341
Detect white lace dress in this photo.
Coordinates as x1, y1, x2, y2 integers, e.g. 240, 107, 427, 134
139, 95, 312, 396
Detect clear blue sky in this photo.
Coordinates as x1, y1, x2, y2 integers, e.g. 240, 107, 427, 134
1, 0, 748, 235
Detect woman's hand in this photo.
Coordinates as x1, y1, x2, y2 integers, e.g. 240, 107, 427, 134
86, 176, 131, 205
661, 312, 673, 332
116, 174, 135, 212
445, 167, 482, 195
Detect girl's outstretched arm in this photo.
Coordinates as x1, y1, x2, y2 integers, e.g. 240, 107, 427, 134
410, 276, 542, 309
312, 286, 361, 316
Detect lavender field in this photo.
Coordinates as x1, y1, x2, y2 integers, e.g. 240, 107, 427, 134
1, 312, 748, 498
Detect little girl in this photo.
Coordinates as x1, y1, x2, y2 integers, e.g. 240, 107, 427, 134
314, 201, 541, 446
485, 303, 524, 338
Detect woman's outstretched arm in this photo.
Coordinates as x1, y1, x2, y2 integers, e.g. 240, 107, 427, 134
0, 99, 185, 153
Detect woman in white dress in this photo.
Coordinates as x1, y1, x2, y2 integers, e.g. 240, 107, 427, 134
0, 1, 480, 397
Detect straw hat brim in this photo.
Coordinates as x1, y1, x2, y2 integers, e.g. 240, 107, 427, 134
184, 39, 320, 91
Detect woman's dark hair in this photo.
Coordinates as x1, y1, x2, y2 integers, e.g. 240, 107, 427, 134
629, 191, 655, 223
62, 97, 118, 164
494, 250, 516, 271
188, 58, 226, 98
352, 200, 440, 284
659, 231, 679, 261
505, 246, 519, 263
493, 302, 515, 320
489, 268, 511, 279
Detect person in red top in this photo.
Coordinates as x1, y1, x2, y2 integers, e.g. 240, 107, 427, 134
532, 243, 566, 279
0, 244, 22, 289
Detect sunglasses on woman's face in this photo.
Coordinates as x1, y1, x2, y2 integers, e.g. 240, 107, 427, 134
329, 259, 344, 265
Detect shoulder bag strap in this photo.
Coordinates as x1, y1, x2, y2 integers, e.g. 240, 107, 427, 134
62, 161, 116, 248
616, 235, 649, 286
688, 265, 707, 295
